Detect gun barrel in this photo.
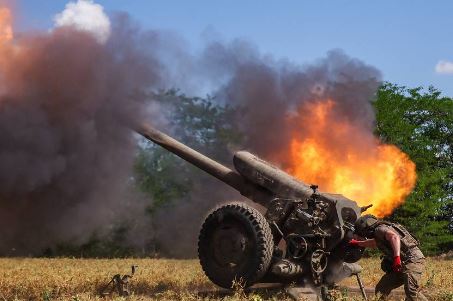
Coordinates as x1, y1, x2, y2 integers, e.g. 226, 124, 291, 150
137, 123, 246, 193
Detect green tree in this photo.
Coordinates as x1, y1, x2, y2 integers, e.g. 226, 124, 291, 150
374, 83, 453, 254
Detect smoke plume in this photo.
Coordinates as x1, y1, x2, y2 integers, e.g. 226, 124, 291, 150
0, 9, 161, 255
0, 0, 415, 256
204, 44, 380, 159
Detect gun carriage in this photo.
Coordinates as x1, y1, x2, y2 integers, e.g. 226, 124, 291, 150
137, 123, 367, 289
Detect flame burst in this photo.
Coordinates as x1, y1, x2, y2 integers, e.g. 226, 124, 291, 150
0, 7, 14, 75
286, 100, 417, 217
0, 7, 12, 43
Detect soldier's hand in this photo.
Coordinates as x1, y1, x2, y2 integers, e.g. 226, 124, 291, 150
348, 239, 360, 247
392, 256, 402, 272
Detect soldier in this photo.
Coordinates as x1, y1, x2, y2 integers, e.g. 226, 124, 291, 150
349, 215, 427, 301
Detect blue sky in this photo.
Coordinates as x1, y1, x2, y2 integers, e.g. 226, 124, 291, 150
14, 0, 453, 96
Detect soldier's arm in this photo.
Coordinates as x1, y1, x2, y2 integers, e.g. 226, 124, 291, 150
382, 227, 403, 272
358, 239, 377, 248
384, 228, 401, 257
349, 238, 377, 248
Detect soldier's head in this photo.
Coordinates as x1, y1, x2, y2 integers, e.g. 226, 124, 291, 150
354, 214, 379, 238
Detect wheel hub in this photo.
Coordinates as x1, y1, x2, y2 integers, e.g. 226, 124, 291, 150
212, 224, 249, 267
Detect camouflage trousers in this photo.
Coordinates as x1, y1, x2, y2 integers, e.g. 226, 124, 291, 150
375, 258, 428, 301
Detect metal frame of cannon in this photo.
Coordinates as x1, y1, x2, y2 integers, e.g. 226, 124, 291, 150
137, 122, 367, 293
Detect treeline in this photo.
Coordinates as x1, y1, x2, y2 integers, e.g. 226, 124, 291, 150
50, 83, 452, 257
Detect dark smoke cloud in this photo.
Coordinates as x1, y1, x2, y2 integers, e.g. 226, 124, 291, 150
211, 45, 381, 164
0, 7, 381, 257
0, 16, 161, 255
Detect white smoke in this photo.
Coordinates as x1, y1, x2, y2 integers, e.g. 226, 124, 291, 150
435, 60, 453, 75
54, 0, 111, 44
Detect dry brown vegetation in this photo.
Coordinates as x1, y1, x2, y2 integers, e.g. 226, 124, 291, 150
0, 257, 451, 301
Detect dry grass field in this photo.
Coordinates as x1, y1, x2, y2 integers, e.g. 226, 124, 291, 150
0, 257, 451, 301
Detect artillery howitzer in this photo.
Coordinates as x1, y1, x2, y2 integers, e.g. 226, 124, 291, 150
137, 123, 368, 289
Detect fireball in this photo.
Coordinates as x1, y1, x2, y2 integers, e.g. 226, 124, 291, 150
286, 100, 416, 217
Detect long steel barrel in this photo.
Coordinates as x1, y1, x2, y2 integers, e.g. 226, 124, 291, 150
136, 122, 247, 193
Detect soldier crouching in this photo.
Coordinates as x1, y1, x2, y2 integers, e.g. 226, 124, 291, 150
349, 215, 428, 301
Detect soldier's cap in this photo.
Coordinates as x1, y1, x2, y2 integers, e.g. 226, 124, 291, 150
355, 214, 378, 235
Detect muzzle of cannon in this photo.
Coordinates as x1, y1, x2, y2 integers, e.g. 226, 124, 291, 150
137, 122, 366, 289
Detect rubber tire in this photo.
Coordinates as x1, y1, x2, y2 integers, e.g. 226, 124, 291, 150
198, 202, 274, 289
